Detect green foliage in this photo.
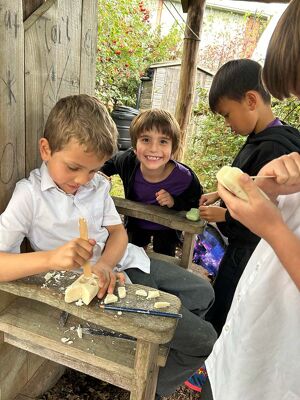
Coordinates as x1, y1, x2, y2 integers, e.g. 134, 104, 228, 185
272, 97, 300, 129
184, 88, 245, 192
96, 0, 182, 107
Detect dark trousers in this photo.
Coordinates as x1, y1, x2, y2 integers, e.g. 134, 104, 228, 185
206, 243, 257, 335
126, 259, 217, 397
128, 227, 180, 257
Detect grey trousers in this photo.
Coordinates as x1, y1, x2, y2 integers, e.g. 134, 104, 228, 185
126, 259, 217, 397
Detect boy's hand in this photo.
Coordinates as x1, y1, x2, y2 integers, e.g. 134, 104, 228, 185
92, 262, 126, 299
199, 191, 219, 206
156, 189, 174, 208
256, 152, 300, 198
49, 238, 96, 271
199, 205, 226, 222
218, 174, 283, 239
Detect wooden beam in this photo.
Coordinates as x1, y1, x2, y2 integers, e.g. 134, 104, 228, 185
22, 0, 45, 21
232, 0, 290, 2
181, 0, 189, 13
175, 0, 205, 160
181, 0, 290, 10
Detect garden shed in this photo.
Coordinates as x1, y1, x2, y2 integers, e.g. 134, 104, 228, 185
139, 61, 213, 114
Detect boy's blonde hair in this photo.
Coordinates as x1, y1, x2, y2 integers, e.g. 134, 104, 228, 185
263, 0, 300, 100
129, 109, 181, 153
44, 94, 118, 158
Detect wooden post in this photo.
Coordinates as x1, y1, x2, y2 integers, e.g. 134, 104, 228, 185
155, 0, 164, 28
131, 340, 159, 400
175, 0, 206, 160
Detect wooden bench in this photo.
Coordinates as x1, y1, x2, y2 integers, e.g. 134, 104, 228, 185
0, 272, 181, 400
113, 196, 205, 269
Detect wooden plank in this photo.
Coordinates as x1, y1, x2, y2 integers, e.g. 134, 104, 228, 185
113, 196, 205, 234
79, 0, 98, 94
0, 342, 28, 400
0, 276, 181, 344
21, 360, 65, 398
0, 1, 25, 213
0, 291, 16, 313
14, 395, 34, 400
24, 0, 83, 174
0, 299, 134, 390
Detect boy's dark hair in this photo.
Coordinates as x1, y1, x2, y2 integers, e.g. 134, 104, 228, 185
129, 109, 181, 153
44, 94, 118, 158
263, 0, 300, 99
209, 59, 271, 113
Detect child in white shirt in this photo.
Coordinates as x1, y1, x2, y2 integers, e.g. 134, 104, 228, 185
0, 94, 217, 398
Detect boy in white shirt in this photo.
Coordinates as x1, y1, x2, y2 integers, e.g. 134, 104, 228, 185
0, 94, 217, 399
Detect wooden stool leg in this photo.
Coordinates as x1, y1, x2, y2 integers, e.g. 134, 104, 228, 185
130, 340, 160, 400
180, 232, 195, 269
0, 291, 28, 400
0, 292, 64, 400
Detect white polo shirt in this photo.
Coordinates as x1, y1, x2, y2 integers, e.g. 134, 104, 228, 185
206, 192, 300, 400
0, 162, 150, 273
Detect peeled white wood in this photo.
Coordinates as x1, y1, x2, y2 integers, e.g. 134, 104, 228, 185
65, 274, 99, 305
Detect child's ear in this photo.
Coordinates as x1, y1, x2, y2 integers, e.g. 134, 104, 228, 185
39, 138, 52, 161
245, 91, 258, 111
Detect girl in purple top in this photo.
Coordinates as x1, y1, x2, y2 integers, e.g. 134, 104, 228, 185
102, 109, 203, 256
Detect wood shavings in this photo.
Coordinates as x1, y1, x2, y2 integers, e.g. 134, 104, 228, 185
154, 301, 170, 309
135, 289, 147, 297
76, 325, 83, 339
104, 293, 119, 304
117, 286, 126, 299
61, 337, 71, 343
44, 271, 56, 281
147, 290, 160, 299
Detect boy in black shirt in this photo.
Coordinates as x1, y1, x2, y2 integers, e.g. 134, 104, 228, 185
199, 59, 300, 335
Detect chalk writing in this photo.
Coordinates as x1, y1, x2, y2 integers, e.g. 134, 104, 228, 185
3, 9, 20, 38
40, 15, 71, 53
1, 70, 16, 105
0, 142, 15, 184
43, 52, 71, 108
83, 29, 93, 56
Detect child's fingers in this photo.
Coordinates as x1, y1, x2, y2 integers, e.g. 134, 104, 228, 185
106, 272, 117, 294
117, 272, 126, 285
277, 153, 300, 184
